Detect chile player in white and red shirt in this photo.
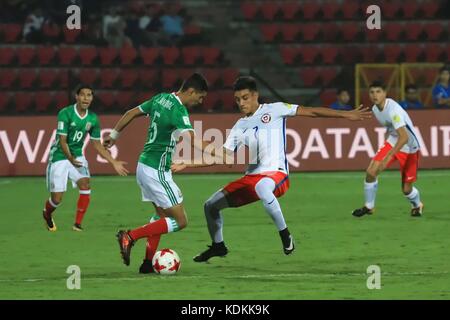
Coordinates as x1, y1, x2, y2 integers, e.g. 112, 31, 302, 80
172, 76, 371, 262
352, 81, 424, 218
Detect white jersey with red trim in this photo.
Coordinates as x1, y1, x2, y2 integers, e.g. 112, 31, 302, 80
223, 102, 299, 175
372, 98, 420, 154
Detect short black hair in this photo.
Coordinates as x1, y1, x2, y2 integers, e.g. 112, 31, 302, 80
369, 81, 386, 90
180, 73, 208, 92
405, 84, 418, 92
337, 88, 349, 95
75, 84, 94, 95
233, 76, 258, 92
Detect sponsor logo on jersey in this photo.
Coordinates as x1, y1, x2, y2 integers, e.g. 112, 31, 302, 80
70, 122, 76, 127
283, 103, 293, 109
392, 114, 401, 123
261, 113, 271, 123
58, 121, 65, 130
183, 116, 191, 126
85, 122, 92, 131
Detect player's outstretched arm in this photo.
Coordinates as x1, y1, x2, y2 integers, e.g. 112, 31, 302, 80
296, 104, 372, 120
59, 134, 83, 167
92, 140, 129, 176
103, 107, 145, 148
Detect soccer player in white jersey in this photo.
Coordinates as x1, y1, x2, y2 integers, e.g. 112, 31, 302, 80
171, 76, 371, 261
352, 81, 424, 218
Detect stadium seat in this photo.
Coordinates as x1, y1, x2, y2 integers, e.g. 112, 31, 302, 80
99, 47, 118, 65
261, 24, 280, 42
119, 45, 137, 65
35, 91, 54, 112
260, 1, 279, 20
18, 69, 37, 89
384, 23, 404, 42
320, 67, 339, 86
38, 69, 58, 88
96, 91, 116, 110
302, 2, 321, 20
425, 44, 444, 62
280, 46, 298, 65
421, 2, 440, 18
37, 46, 56, 65
365, 28, 383, 42
401, 2, 419, 18
319, 89, 337, 105
63, 27, 81, 43
42, 21, 61, 40
58, 69, 69, 89
116, 91, 135, 110
162, 70, 181, 89
79, 46, 98, 65
384, 44, 403, 63
15, 93, 34, 112
138, 69, 158, 88
322, 2, 340, 20
280, 24, 299, 42
423, 23, 444, 41
404, 44, 423, 62
299, 67, 319, 87
136, 91, 155, 105
99, 68, 120, 88
17, 47, 35, 65
340, 46, 359, 64
0, 69, 17, 89
241, 1, 259, 20
280, 2, 300, 20
203, 47, 221, 65
202, 68, 221, 88
181, 46, 201, 65
184, 24, 201, 36
121, 69, 138, 88
0, 92, 11, 112
360, 46, 379, 63
0, 47, 16, 65
321, 46, 340, 64
341, 24, 360, 41
301, 23, 321, 42
222, 68, 239, 88
381, 2, 400, 19
424, 69, 439, 86
220, 90, 237, 112
54, 92, 69, 108
341, 2, 360, 19
301, 46, 319, 64
58, 46, 78, 65
405, 23, 423, 41
139, 47, 160, 65
77, 68, 98, 85
322, 24, 340, 41
2, 24, 22, 42
203, 91, 221, 111
162, 47, 180, 65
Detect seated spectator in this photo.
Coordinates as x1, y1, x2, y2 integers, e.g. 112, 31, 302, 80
432, 66, 450, 108
103, 6, 132, 48
399, 84, 424, 110
137, 4, 163, 46
160, 3, 184, 44
23, 7, 45, 43
330, 89, 353, 110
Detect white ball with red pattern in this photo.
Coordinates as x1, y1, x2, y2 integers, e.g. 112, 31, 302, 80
152, 249, 181, 275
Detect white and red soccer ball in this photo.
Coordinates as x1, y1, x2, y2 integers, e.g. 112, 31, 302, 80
152, 249, 181, 275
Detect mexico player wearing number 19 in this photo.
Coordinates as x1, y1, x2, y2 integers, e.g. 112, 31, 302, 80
171, 76, 372, 262
42, 85, 129, 232
352, 81, 424, 218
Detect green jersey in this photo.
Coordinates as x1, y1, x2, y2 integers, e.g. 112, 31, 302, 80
49, 104, 101, 163
138, 92, 194, 171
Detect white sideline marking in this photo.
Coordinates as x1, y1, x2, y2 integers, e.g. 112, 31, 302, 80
1, 270, 448, 283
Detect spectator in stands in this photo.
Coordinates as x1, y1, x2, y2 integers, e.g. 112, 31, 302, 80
102, 6, 132, 48
138, 3, 163, 46
85, 13, 107, 46
160, 2, 184, 45
23, 7, 45, 43
399, 84, 424, 110
330, 89, 353, 110
432, 66, 450, 108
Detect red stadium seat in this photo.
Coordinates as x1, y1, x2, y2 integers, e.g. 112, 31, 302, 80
405, 23, 423, 41
222, 68, 239, 88
58, 69, 69, 89
260, 24, 280, 42
203, 91, 221, 111
384, 44, 403, 63
320, 89, 337, 105
301, 23, 321, 41
365, 28, 383, 42
340, 45, 359, 64
17, 47, 35, 65
181, 46, 201, 65
138, 69, 158, 88
202, 68, 221, 88
162, 47, 180, 65
58, 46, 78, 65
79, 46, 98, 65
35, 91, 54, 112
320, 67, 339, 86
404, 44, 423, 62
18, 69, 37, 89
424, 44, 444, 62
38, 69, 58, 88
99, 47, 118, 65
341, 24, 360, 41
280, 46, 298, 65
42, 21, 61, 39
241, 2, 259, 20
0, 47, 16, 65
423, 23, 444, 41
119, 45, 137, 65
322, 2, 340, 20
341, 2, 360, 19
2, 24, 22, 42
16, 93, 34, 112
121, 69, 138, 88
63, 27, 81, 43
322, 24, 340, 41
280, 2, 300, 20
99, 68, 119, 88
0, 92, 11, 112
301, 46, 319, 64
116, 91, 135, 110
139, 47, 160, 65
321, 46, 340, 64
299, 67, 319, 87
401, 2, 419, 19
203, 47, 221, 65
360, 46, 379, 63
54, 92, 69, 108
384, 23, 404, 42
302, 2, 321, 20
381, 2, 400, 19
220, 90, 238, 112
0, 69, 17, 89
136, 91, 155, 105
78, 68, 98, 85
421, 2, 440, 18
96, 91, 116, 109
260, 1, 279, 20
37, 46, 56, 65
280, 24, 299, 42
184, 24, 201, 36
162, 70, 181, 89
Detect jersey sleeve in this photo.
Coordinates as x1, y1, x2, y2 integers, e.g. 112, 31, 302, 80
173, 107, 194, 131
90, 116, 101, 140
223, 122, 244, 152
390, 109, 406, 130
138, 94, 159, 115
56, 109, 69, 136
271, 102, 299, 117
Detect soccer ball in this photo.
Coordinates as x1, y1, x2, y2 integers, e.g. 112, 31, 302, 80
152, 249, 181, 275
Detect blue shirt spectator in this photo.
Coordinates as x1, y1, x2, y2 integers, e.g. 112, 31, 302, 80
160, 4, 183, 37
330, 89, 353, 110
399, 84, 424, 110
432, 67, 450, 108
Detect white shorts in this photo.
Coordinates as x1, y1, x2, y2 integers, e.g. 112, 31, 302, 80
136, 162, 183, 209
46, 157, 90, 192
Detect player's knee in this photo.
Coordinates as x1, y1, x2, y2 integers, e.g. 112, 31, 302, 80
204, 198, 215, 214
79, 182, 90, 190
51, 194, 63, 204
366, 168, 378, 181
402, 185, 412, 195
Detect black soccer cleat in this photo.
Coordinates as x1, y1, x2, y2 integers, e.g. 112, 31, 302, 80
411, 202, 424, 217
193, 242, 228, 262
139, 259, 155, 274
280, 228, 295, 255
116, 230, 134, 266
43, 210, 57, 232
72, 223, 83, 232
352, 206, 374, 217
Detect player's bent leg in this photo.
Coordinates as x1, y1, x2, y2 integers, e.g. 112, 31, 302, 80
140, 205, 166, 274
194, 190, 229, 263
352, 161, 380, 217
73, 178, 91, 231
43, 192, 63, 232
403, 182, 423, 217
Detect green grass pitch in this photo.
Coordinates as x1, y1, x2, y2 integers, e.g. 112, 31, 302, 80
0, 170, 449, 299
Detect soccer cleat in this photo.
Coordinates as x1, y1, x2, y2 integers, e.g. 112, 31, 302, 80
193, 242, 228, 262
116, 230, 134, 266
43, 210, 57, 232
139, 259, 155, 274
72, 223, 83, 232
411, 202, 424, 217
352, 206, 374, 217
280, 229, 295, 255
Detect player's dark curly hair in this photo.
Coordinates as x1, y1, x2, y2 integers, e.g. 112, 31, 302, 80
369, 81, 386, 90
180, 73, 208, 92
233, 76, 257, 92
75, 84, 94, 95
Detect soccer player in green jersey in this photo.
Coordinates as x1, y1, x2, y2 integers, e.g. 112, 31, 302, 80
43, 85, 129, 232
103, 73, 212, 273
